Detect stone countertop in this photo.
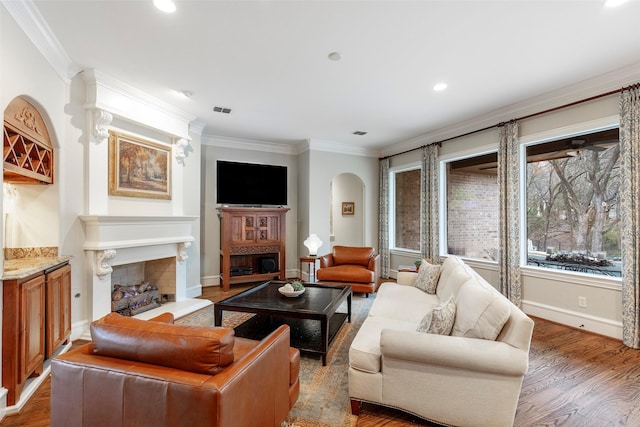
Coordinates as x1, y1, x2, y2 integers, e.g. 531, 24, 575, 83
2, 256, 72, 280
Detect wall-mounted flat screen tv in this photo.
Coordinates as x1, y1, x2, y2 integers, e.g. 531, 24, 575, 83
216, 160, 287, 206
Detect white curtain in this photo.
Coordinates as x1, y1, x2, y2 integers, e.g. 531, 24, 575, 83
421, 144, 440, 261
497, 121, 522, 306
620, 84, 640, 349
378, 158, 390, 278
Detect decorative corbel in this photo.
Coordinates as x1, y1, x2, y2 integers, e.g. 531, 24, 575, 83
174, 137, 190, 163
95, 249, 116, 279
178, 242, 191, 263
92, 109, 113, 144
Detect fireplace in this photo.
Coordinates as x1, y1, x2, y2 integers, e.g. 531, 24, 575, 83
80, 215, 210, 322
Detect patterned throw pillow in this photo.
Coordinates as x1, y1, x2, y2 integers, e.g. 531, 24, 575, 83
413, 259, 442, 294
416, 296, 456, 335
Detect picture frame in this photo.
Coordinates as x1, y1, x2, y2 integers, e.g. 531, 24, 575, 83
108, 130, 172, 200
342, 202, 355, 215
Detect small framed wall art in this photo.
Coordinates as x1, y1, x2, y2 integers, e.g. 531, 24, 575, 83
342, 202, 355, 215
108, 130, 172, 199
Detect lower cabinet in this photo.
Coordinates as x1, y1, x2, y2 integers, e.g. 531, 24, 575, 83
45, 264, 72, 359
2, 261, 71, 406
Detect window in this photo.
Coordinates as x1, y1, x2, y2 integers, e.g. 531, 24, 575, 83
526, 127, 621, 277
390, 166, 420, 252
444, 152, 499, 261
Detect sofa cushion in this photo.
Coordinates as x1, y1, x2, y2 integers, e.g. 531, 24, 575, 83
316, 265, 375, 283
370, 283, 439, 323
350, 316, 417, 374
436, 256, 472, 301
416, 296, 456, 335
332, 246, 374, 266
451, 277, 511, 340
413, 260, 441, 294
91, 312, 235, 375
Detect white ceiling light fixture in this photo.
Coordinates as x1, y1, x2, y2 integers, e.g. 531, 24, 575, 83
433, 83, 448, 92
604, 0, 629, 7
154, 0, 176, 13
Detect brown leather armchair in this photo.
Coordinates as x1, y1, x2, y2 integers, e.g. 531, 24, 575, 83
51, 312, 299, 427
316, 245, 380, 295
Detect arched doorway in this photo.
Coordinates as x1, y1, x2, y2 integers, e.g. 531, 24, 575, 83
329, 173, 365, 249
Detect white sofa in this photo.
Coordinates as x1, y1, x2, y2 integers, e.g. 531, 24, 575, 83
349, 256, 534, 427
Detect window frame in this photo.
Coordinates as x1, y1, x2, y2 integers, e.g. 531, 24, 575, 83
519, 115, 622, 283
439, 146, 499, 262
389, 162, 421, 254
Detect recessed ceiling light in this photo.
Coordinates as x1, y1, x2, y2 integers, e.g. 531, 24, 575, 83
604, 0, 628, 7
154, 0, 176, 13
328, 52, 342, 61
433, 83, 448, 92
213, 106, 232, 114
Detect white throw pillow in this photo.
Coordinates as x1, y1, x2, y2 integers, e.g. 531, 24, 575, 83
416, 296, 456, 335
413, 259, 442, 294
450, 277, 511, 340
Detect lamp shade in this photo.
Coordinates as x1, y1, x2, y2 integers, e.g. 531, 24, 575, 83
304, 234, 323, 256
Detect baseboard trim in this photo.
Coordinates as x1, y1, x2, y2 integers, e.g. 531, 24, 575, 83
522, 300, 622, 340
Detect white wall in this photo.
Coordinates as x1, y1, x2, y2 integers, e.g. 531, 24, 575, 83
330, 173, 365, 248
307, 148, 379, 257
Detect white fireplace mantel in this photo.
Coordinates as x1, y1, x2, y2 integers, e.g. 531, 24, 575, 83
79, 215, 205, 322
79, 215, 197, 250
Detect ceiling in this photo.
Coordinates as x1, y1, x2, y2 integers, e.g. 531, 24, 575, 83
22, 1, 640, 154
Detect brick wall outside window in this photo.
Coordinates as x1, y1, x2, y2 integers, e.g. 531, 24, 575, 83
446, 170, 498, 260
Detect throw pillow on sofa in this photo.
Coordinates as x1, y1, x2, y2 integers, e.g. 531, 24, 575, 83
416, 296, 456, 335
450, 277, 511, 340
413, 259, 442, 294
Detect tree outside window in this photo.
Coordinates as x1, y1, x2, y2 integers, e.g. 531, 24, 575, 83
526, 128, 621, 277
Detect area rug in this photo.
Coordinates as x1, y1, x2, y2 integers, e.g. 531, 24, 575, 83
176, 294, 375, 427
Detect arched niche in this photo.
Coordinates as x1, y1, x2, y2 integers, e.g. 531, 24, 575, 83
329, 173, 365, 248
3, 96, 54, 184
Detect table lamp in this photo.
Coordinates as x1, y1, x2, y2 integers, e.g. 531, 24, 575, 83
304, 234, 323, 256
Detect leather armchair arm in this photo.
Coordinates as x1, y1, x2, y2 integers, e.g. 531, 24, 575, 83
212, 325, 292, 427
319, 253, 334, 268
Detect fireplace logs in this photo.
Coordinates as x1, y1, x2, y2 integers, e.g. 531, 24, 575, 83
111, 281, 161, 316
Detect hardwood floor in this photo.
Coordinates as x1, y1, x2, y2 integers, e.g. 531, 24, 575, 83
4, 285, 640, 427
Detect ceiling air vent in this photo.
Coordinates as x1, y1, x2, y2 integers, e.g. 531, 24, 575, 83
213, 106, 232, 114
352, 131, 367, 136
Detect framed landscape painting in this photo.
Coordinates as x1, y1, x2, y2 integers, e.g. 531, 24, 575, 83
108, 130, 171, 199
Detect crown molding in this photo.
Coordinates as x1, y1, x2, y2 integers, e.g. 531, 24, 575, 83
381, 60, 640, 158
2, 0, 82, 82
201, 134, 299, 155
189, 120, 207, 136
82, 69, 196, 139
305, 139, 381, 158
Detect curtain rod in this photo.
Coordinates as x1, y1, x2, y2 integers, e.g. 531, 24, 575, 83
380, 83, 639, 161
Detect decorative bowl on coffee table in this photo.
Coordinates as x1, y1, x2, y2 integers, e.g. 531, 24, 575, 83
278, 286, 305, 297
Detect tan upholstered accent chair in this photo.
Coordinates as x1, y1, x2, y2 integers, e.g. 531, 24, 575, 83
316, 245, 380, 295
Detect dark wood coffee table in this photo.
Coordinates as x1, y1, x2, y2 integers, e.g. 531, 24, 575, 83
214, 280, 352, 365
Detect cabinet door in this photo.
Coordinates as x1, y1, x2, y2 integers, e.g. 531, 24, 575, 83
19, 275, 45, 384
229, 214, 257, 243
45, 264, 72, 358
256, 214, 281, 242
